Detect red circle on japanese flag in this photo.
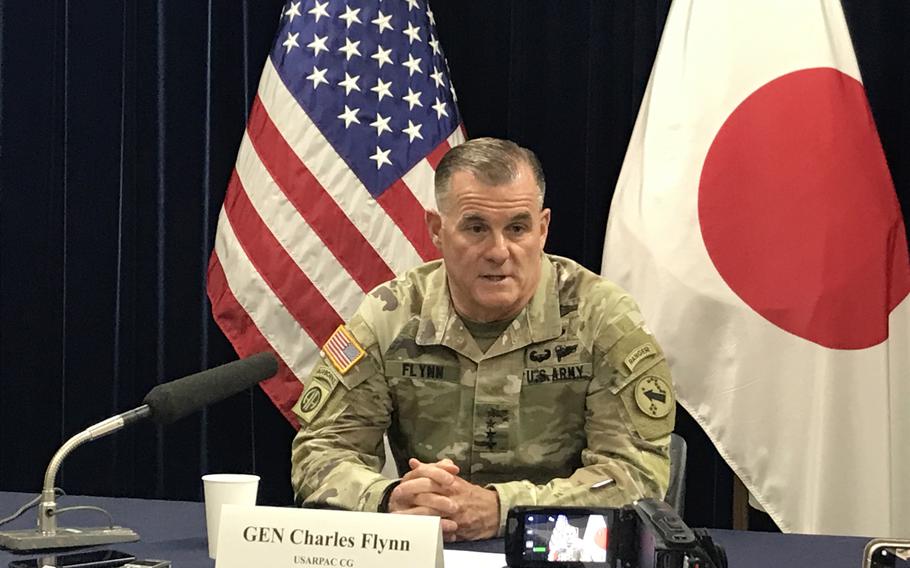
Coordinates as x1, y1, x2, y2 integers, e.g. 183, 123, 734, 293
699, 67, 910, 350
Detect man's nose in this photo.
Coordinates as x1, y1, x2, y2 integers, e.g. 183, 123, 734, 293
485, 232, 510, 263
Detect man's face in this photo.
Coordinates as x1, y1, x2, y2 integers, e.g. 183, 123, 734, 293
427, 162, 550, 322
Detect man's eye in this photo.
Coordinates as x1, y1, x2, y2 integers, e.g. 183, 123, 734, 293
467, 225, 485, 234
509, 224, 528, 234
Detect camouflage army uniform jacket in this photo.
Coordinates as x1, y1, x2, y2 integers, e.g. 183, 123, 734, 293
291, 254, 675, 533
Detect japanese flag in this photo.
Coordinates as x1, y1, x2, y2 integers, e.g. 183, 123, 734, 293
602, 0, 910, 537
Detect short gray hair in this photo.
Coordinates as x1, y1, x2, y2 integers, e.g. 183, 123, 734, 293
434, 137, 546, 212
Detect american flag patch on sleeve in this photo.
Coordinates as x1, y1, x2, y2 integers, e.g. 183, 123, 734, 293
322, 325, 366, 374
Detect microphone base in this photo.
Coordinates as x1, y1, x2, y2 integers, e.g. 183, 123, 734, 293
0, 526, 139, 551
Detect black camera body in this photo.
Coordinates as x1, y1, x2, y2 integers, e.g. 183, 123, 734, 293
505, 498, 726, 568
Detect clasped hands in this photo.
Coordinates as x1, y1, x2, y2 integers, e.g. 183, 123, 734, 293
387, 458, 499, 541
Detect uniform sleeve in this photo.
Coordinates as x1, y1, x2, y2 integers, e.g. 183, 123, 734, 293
290, 314, 397, 512
488, 295, 675, 533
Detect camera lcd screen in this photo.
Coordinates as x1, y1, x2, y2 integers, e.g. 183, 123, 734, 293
521, 511, 611, 563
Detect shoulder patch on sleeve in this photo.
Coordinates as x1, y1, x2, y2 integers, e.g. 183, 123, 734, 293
293, 364, 342, 424
634, 375, 674, 418
322, 325, 366, 374
617, 373, 676, 440
297, 381, 331, 424
624, 342, 656, 373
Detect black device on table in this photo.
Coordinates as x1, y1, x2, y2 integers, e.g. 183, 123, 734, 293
505, 498, 727, 568
7, 549, 136, 568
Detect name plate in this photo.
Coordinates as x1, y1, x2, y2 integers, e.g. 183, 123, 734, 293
215, 504, 443, 568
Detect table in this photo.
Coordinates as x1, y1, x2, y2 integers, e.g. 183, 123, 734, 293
0, 491, 875, 568
0, 492, 211, 566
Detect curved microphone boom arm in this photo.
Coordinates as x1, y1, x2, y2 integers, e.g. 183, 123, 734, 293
37, 406, 152, 535
0, 352, 278, 551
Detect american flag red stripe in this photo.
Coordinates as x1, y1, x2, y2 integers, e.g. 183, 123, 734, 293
376, 178, 441, 261
208, 1, 464, 424
222, 169, 342, 344
255, 58, 431, 277
207, 255, 303, 421
426, 139, 452, 169
246, 95, 396, 291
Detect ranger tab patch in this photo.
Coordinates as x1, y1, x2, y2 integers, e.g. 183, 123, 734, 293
322, 325, 366, 374
624, 342, 656, 372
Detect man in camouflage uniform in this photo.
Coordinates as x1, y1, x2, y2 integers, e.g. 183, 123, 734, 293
291, 137, 675, 541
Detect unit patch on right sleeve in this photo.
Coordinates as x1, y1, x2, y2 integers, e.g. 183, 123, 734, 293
299, 383, 327, 417
294, 366, 341, 424
295, 380, 333, 425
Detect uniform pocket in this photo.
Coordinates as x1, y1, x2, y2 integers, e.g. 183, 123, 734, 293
516, 380, 588, 471
389, 377, 466, 461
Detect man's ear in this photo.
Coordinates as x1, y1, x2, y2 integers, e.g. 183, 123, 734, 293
426, 209, 442, 247
538, 208, 551, 250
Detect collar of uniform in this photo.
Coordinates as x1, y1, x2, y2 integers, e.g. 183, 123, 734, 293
415, 262, 458, 346
415, 255, 563, 362
482, 254, 562, 359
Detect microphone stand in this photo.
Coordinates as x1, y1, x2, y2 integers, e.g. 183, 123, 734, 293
0, 407, 149, 551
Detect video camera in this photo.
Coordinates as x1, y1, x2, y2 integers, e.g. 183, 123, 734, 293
505, 498, 727, 568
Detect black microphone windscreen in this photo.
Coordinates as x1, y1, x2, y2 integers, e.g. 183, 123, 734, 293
143, 352, 278, 425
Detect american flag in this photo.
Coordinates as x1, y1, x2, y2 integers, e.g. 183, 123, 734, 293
323, 325, 366, 373
207, 0, 464, 423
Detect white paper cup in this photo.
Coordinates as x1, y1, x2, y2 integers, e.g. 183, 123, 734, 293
202, 473, 260, 559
